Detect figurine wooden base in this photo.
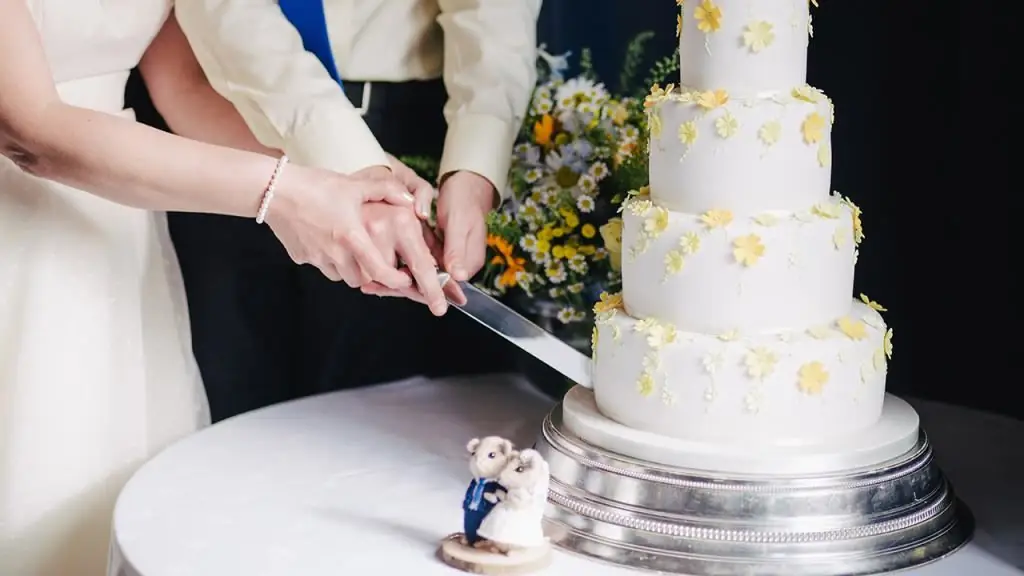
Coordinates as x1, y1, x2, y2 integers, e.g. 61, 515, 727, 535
438, 534, 552, 575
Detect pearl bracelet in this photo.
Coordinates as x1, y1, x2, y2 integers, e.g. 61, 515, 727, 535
255, 155, 289, 225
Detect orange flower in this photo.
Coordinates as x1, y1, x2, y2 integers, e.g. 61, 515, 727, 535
533, 114, 555, 147
487, 234, 526, 287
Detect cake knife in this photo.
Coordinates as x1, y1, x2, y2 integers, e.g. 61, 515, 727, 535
437, 272, 592, 388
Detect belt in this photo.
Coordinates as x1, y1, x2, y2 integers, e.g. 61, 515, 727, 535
341, 79, 445, 117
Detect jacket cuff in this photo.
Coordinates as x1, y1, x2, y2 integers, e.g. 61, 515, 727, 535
283, 110, 389, 175
439, 113, 516, 202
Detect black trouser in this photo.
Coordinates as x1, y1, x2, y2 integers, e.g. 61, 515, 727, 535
161, 79, 514, 422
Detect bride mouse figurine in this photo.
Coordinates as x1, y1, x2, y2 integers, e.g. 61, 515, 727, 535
440, 440, 553, 574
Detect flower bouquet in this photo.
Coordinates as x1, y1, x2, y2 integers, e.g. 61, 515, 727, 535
405, 33, 677, 354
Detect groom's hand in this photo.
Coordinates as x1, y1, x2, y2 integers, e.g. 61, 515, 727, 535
436, 171, 496, 282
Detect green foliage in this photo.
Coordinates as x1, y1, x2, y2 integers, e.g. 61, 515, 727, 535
618, 31, 656, 94
398, 155, 440, 182
640, 52, 681, 98
577, 47, 596, 80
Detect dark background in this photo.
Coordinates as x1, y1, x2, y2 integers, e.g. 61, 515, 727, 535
533, 1, 1011, 417
129, 1, 1011, 417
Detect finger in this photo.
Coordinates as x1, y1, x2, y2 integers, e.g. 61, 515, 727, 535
331, 248, 366, 288
338, 225, 411, 289
412, 178, 436, 220
312, 258, 342, 282
361, 281, 429, 305
442, 214, 471, 282
462, 218, 488, 282
397, 223, 447, 316
361, 179, 415, 208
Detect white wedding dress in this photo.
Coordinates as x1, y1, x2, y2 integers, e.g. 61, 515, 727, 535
0, 2, 210, 575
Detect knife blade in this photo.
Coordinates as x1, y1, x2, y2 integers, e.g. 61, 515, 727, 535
437, 272, 592, 388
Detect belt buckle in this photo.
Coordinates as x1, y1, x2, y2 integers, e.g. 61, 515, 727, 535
355, 82, 372, 117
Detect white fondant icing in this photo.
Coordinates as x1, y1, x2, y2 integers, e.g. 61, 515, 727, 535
648, 88, 833, 215
678, 0, 810, 96
562, 386, 919, 475
592, 301, 889, 444
620, 196, 855, 334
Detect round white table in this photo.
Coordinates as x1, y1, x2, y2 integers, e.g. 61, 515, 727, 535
109, 374, 1024, 576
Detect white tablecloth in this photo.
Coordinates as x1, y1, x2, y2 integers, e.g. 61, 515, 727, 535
109, 374, 1024, 576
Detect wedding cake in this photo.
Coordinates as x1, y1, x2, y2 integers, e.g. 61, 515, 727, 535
590, 0, 894, 448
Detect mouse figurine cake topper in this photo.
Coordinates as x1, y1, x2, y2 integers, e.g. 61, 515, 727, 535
439, 437, 553, 574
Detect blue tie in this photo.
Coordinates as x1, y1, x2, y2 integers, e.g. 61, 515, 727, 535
279, 0, 344, 91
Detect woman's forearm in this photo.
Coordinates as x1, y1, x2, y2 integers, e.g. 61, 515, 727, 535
155, 84, 279, 156
24, 103, 281, 217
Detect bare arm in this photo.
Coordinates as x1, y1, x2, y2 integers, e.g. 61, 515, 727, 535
0, 0, 282, 217
138, 12, 277, 156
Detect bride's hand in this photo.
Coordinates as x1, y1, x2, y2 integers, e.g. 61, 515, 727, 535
265, 166, 416, 290
356, 203, 466, 316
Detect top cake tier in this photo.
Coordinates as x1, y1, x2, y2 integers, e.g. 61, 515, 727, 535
678, 0, 812, 96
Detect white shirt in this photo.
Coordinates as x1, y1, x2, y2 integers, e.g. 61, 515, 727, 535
175, 0, 542, 197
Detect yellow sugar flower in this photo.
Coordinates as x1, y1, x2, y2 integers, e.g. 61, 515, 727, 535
714, 111, 739, 138
700, 209, 733, 229
836, 316, 868, 340
859, 293, 887, 312
812, 202, 840, 219
758, 120, 782, 146
637, 370, 656, 397
644, 207, 669, 235
679, 231, 701, 254
677, 14, 683, 37
802, 112, 826, 144
593, 291, 624, 314
884, 328, 893, 359
817, 143, 831, 167
742, 21, 775, 53
744, 347, 779, 380
797, 361, 829, 395
648, 112, 663, 138
732, 234, 765, 266
792, 85, 823, 103
694, 0, 723, 33
696, 89, 729, 109
832, 227, 846, 249
678, 120, 699, 146
665, 250, 686, 276
753, 213, 779, 226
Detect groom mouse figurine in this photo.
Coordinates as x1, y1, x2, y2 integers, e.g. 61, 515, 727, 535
462, 436, 515, 545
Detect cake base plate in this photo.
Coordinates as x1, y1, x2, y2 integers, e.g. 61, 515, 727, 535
535, 389, 974, 576
438, 535, 552, 574
564, 387, 921, 476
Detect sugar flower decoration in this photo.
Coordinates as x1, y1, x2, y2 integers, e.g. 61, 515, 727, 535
742, 21, 775, 52
732, 234, 765, 266
679, 231, 701, 254
744, 347, 779, 380
637, 371, 656, 397
678, 120, 699, 146
677, 14, 683, 37
714, 111, 739, 138
859, 293, 887, 312
696, 89, 729, 109
758, 120, 782, 146
817, 143, 831, 167
700, 209, 733, 229
798, 361, 829, 395
664, 250, 685, 277
792, 85, 823, 103
884, 328, 894, 358
593, 291, 624, 315
836, 316, 868, 340
644, 206, 669, 235
802, 112, 826, 144
694, 0, 723, 33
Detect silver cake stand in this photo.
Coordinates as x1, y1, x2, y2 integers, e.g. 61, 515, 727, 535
534, 389, 974, 575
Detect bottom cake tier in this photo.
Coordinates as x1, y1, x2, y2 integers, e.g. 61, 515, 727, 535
592, 296, 892, 444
